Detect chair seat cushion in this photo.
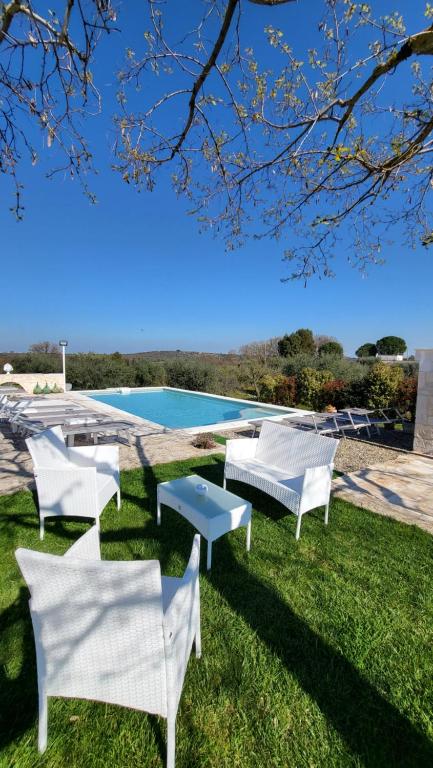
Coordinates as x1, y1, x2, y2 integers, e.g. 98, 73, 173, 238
227, 458, 304, 494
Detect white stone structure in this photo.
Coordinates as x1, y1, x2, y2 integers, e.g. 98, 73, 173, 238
0, 372, 64, 394
414, 349, 433, 455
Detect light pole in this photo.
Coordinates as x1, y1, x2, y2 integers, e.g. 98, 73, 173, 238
59, 340, 68, 392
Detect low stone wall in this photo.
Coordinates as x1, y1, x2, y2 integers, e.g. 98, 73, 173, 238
0, 373, 64, 394
414, 349, 433, 456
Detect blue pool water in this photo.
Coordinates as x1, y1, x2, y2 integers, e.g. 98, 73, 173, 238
89, 389, 293, 429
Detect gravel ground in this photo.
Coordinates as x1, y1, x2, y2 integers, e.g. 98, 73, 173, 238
216, 427, 409, 474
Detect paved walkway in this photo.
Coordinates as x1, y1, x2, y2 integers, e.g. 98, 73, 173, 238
333, 454, 433, 534
0, 425, 223, 496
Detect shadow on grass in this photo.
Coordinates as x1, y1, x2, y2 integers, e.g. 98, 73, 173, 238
2, 456, 432, 767
0, 587, 38, 749
142, 459, 433, 768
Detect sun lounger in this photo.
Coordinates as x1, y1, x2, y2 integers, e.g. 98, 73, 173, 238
62, 420, 135, 446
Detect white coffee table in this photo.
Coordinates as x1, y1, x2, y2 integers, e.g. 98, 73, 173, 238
157, 474, 252, 570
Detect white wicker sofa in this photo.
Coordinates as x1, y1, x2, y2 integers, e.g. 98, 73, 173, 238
224, 421, 338, 539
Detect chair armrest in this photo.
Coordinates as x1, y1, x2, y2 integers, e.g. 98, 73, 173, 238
67, 445, 119, 472
299, 464, 333, 515
225, 437, 258, 462
64, 526, 101, 561
163, 534, 200, 640
34, 466, 98, 518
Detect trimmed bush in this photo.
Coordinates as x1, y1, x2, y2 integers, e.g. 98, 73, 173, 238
396, 376, 418, 420
274, 375, 297, 407
318, 379, 350, 411
297, 368, 333, 410
362, 362, 404, 409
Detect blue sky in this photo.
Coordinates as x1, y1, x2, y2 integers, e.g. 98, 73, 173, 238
1, 1, 432, 356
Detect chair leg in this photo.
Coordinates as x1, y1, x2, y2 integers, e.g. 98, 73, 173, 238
166, 716, 176, 768
324, 502, 329, 525
38, 689, 48, 753
223, 475, 226, 490
39, 516, 44, 541
117, 489, 121, 510
295, 512, 302, 541
95, 516, 100, 531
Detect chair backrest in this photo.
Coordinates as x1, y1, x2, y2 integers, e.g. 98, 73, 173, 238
26, 425, 69, 468
15, 546, 168, 717
256, 421, 337, 475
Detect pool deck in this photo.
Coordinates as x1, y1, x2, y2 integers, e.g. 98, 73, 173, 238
1, 393, 432, 538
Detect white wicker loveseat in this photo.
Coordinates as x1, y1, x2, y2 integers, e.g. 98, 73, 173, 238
224, 421, 338, 539
16, 527, 201, 768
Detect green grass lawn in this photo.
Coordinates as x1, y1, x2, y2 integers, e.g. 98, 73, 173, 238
1, 454, 433, 767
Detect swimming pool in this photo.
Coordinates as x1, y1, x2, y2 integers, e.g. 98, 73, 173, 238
88, 388, 296, 430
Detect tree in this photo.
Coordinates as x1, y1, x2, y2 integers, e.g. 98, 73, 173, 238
376, 336, 407, 355
29, 341, 59, 354
278, 328, 315, 357
0, 1, 116, 218
318, 341, 343, 357
356, 343, 377, 358
5, 2, 433, 280
239, 339, 279, 399
114, 1, 433, 279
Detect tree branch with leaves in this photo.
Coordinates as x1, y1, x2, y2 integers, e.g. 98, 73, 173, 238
114, 0, 433, 279
0, 0, 116, 217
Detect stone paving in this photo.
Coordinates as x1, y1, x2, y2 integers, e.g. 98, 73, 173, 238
333, 454, 433, 534
1, 393, 432, 537
0, 424, 223, 496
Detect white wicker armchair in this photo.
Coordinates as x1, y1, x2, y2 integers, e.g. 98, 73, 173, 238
15, 527, 201, 768
224, 421, 338, 539
26, 425, 120, 539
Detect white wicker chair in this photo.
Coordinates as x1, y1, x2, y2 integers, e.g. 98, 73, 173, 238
224, 421, 338, 539
26, 425, 120, 539
15, 527, 201, 768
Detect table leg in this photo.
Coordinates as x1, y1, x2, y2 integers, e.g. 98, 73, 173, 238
246, 520, 251, 552
157, 496, 161, 526
207, 540, 212, 570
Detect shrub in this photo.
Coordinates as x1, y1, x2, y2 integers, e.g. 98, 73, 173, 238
297, 368, 333, 410
318, 379, 350, 411
396, 376, 418, 420
362, 362, 404, 409
274, 375, 297, 407
165, 360, 216, 392
133, 360, 166, 387
191, 433, 216, 449
258, 374, 280, 403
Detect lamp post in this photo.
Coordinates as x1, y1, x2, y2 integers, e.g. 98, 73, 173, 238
59, 340, 68, 392
3, 363, 13, 375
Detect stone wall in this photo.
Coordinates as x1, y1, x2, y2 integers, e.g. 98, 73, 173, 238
414, 349, 433, 456
0, 373, 64, 394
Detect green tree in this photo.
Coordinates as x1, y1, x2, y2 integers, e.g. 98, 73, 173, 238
278, 329, 315, 357
356, 343, 377, 358
376, 337, 407, 356
318, 341, 343, 358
